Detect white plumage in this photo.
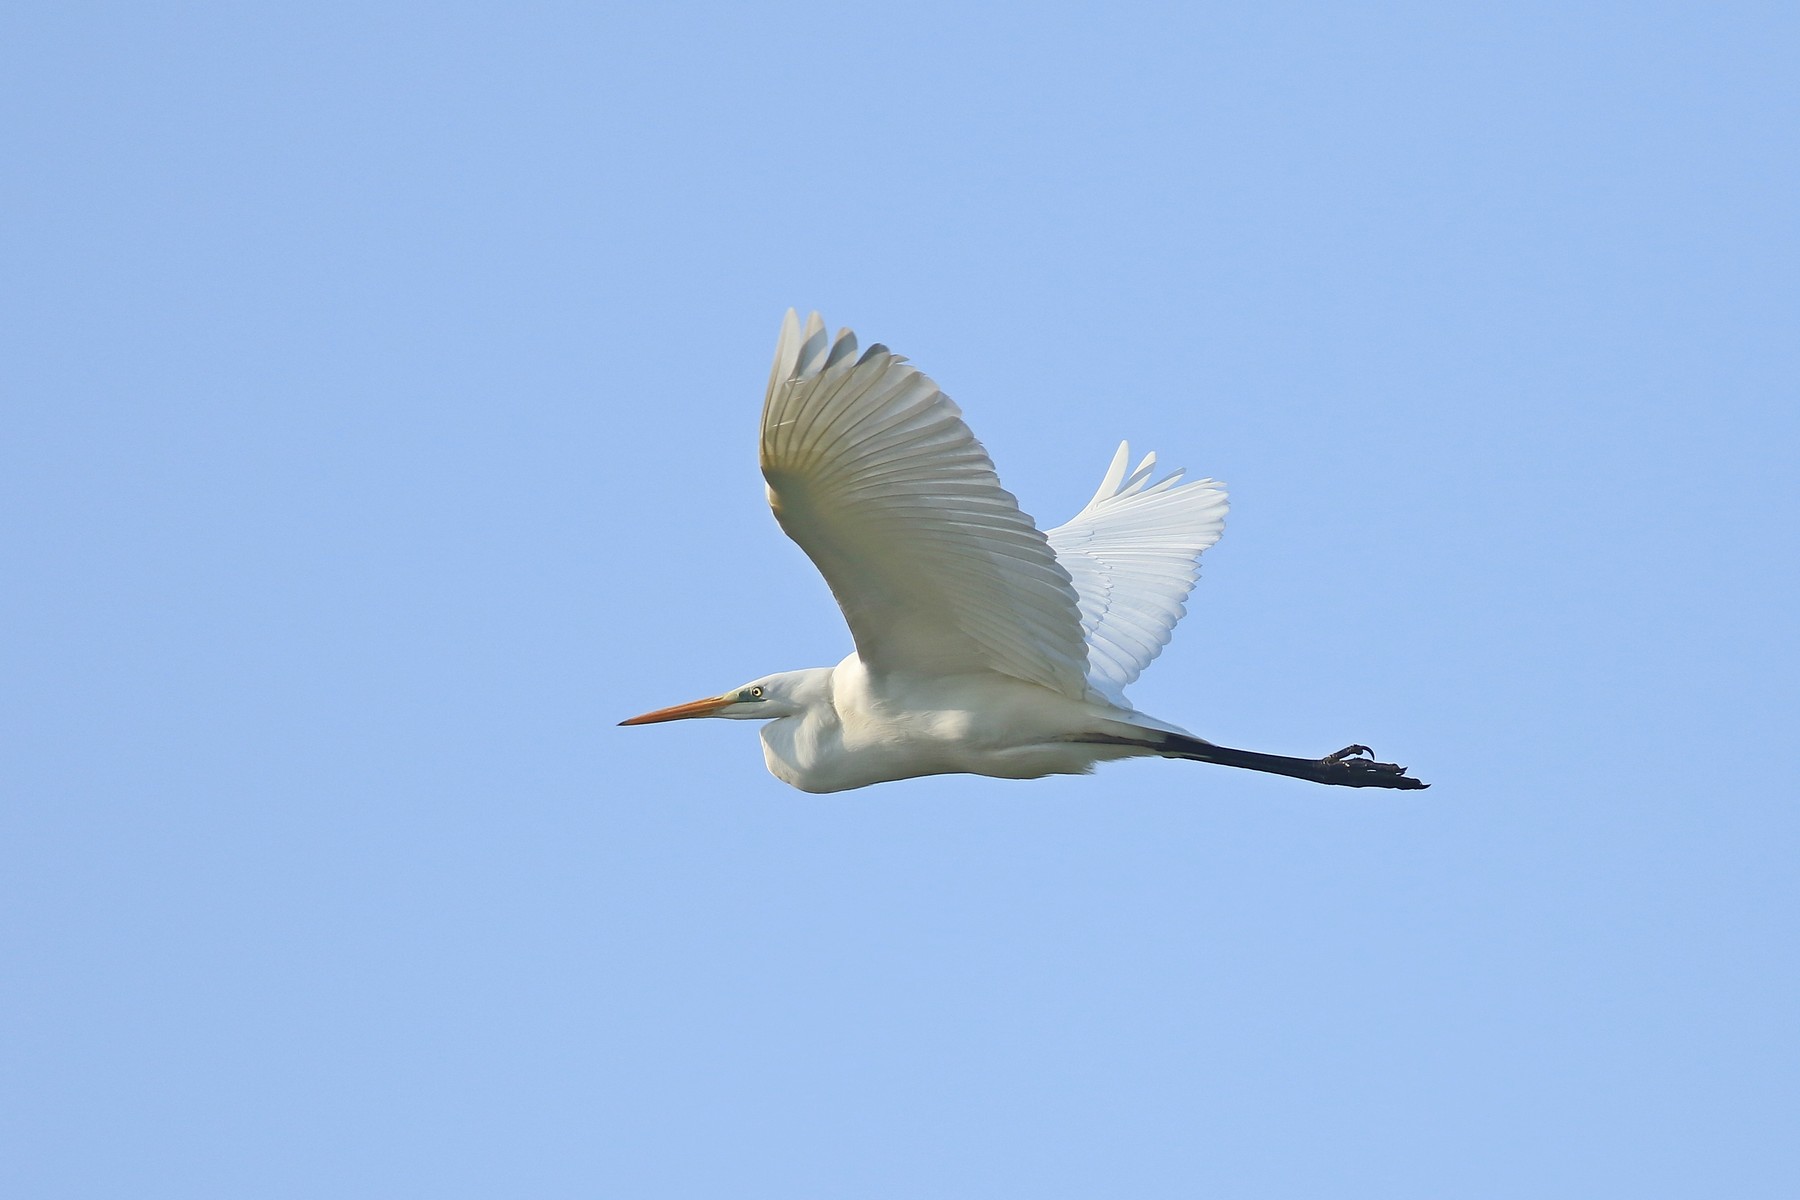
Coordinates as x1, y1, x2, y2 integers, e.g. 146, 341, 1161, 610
621, 311, 1427, 794
760, 310, 1090, 700
1047, 441, 1228, 706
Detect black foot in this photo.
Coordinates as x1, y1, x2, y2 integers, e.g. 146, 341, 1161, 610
1320, 745, 1430, 790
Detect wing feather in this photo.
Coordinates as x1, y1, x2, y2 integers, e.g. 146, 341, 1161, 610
760, 311, 1089, 697
1046, 441, 1229, 705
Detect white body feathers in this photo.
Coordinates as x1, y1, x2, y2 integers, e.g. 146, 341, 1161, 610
753, 659, 1159, 794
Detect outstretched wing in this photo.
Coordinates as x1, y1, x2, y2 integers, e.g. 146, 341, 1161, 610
1045, 442, 1229, 705
760, 310, 1090, 698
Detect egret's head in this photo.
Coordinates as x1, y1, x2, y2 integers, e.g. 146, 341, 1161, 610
618, 672, 813, 726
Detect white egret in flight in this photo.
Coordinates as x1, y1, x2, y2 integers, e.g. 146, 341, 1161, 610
622, 311, 1427, 793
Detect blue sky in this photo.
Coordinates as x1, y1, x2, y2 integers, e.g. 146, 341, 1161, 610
4, 3, 1796, 1196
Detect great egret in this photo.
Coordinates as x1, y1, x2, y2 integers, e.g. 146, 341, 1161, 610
621, 311, 1428, 793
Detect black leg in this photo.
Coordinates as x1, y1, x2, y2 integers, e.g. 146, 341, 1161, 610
1071, 731, 1430, 791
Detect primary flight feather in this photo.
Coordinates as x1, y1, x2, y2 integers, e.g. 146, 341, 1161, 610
621, 310, 1427, 794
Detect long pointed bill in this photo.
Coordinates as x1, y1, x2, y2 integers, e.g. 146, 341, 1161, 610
618, 695, 733, 726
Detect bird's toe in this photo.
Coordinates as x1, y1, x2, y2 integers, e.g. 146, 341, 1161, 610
1325, 744, 1374, 764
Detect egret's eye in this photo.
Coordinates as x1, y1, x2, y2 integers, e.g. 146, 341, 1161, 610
749, 686, 764, 698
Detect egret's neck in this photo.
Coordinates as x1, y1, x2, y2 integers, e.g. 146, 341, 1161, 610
756, 666, 841, 790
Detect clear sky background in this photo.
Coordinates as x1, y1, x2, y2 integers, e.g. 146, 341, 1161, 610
5, 3, 1796, 1197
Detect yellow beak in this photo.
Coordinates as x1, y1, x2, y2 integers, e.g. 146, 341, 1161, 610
618, 694, 733, 726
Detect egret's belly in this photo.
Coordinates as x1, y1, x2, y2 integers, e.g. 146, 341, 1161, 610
761, 728, 1112, 793
758, 666, 1141, 793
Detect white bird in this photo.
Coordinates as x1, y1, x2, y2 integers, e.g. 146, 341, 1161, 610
621, 311, 1427, 793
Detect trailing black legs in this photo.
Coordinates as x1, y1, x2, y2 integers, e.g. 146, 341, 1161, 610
1075, 731, 1430, 790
